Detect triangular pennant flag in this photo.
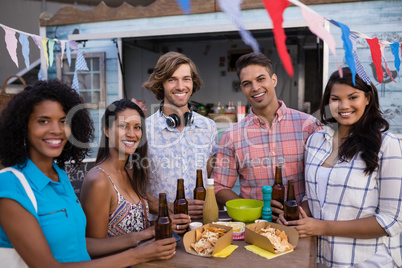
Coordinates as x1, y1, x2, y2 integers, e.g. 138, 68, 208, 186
48, 39, 55, 67
331, 20, 356, 85
2, 26, 19, 67
71, 50, 89, 92
300, 6, 342, 77
69, 41, 79, 51
176, 0, 191, 14
60, 40, 66, 68
218, 0, 260, 52
66, 41, 72, 67
262, 0, 293, 77
71, 71, 79, 92
366, 37, 383, 83
19, 33, 30, 69
32, 35, 42, 50
41, 39, 49, 67
350, 33, 371, 85
390, 42, 400, 79
379, 43, 396, 83
75, 51, 89, 71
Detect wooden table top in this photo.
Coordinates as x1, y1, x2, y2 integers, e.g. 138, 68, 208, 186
133, 236, 317, 268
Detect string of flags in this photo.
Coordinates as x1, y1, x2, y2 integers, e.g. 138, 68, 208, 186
1, 0, 401, 88
0, 23, 87, 91
216, 0, 401, 84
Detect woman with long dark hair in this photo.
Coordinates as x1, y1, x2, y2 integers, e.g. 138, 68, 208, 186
280, 68, 402, 267
0, 80, 176, 267
80, 99, 188, 262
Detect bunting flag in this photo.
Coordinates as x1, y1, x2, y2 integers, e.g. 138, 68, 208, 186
350, 33, 371, 85
299, 4, 342, 77
379, 43, 396, 83
69, 41, 79, 51
331, 20, 356, 85
218, 0, 260, 52
262, 0, 293, 77
75, 51, 89, 71
390, 42, 400, 78
41, 39, 49, 67
72, 50, 89, 92
48, 39, 55, 68
2, 26, 19, 67
18, 33, 30, 69
32, 35, 42, 50
176, 0, 191, 14
71, 72, 79, 92
366, 37, 383, 84
66, 41, 72, 67
60, 40, 66, 68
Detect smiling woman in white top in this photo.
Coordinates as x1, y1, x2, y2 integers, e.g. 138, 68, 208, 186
279, 67, 402, 267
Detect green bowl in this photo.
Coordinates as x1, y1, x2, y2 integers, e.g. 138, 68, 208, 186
225, 199, 263, 223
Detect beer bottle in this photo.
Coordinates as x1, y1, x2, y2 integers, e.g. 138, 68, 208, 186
284, 180, 299, 221
174, 178, 188, 215
155, 193, 172, 240
193, 169, 206, 200
203, 178, 219, 224
272, 165, 285, 205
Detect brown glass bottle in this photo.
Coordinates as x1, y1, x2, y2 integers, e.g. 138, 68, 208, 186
174, 178, 188, 215
272, 165, 285, 205
155, 193, 172, 240
193, 169, 206, 200
284, 180, 299, 221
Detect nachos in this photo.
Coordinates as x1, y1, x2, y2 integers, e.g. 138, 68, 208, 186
257, 226, 293, 253
190, 227, 227, 256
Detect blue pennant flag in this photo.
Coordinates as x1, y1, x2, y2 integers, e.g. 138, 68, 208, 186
18, 33, 30, 69
331, 20, 357, 85
390, 42, 400, 80
176, 0, 191, 14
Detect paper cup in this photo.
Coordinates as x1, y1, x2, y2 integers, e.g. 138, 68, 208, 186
189, 222, 203, 230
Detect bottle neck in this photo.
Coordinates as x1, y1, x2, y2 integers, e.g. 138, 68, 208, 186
287, 182, 296, 201
196, 174, 204, 187
176, 179, 186, 199
274, 166, 283, 185
158, 197, 169, 217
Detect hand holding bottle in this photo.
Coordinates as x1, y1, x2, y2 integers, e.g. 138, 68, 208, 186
170, 213, 190, 235
135, 237, 176, 262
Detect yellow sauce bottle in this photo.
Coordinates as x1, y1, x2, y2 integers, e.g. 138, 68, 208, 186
203, 178, 219, 224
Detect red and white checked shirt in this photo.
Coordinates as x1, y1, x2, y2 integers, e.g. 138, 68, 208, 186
212, 101, 322, 203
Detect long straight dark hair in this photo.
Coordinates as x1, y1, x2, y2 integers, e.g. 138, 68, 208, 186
320, 67, 389, 175
96, 99, 149, 199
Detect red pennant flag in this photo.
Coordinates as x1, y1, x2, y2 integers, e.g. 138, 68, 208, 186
262, 0, 293, 77
366, 38, 383, 83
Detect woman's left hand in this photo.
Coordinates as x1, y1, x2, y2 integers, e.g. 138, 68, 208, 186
170, 213, 191, 234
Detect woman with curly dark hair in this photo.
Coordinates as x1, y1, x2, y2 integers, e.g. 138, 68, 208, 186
280, 68, 402, 267
0, 80, 176, 267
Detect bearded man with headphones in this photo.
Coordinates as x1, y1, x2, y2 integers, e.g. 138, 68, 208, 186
143, 52, 218, 222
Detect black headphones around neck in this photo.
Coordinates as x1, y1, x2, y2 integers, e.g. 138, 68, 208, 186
160, 101, 194, 128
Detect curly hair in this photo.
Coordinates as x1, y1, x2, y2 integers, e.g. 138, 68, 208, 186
235, 52, 274, 79
320, 67, 389, 175
0, 79, 94, 169
96, 99, 149, 199
142, 52, 203, 100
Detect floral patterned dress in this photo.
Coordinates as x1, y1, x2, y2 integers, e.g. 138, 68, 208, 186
94, 167, 149, 237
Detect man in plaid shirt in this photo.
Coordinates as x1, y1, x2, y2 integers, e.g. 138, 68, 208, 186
212, 52, 321, 220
